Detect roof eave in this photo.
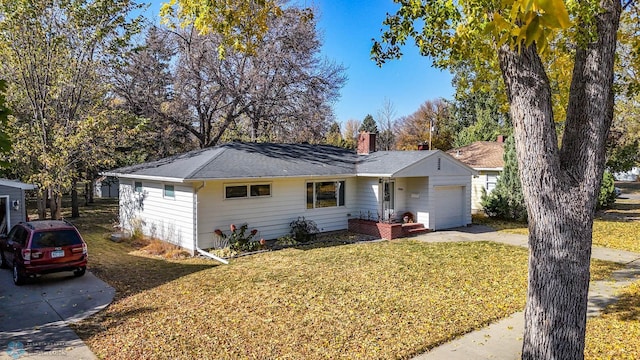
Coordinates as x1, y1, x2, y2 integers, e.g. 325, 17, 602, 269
102, 172, 187, 183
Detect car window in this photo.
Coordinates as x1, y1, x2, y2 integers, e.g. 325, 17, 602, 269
31, 230, 82, 249
8, 227, 28, 246
6, 226, 19, 242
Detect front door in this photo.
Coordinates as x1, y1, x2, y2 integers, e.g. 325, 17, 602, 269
382, 180, 395, 221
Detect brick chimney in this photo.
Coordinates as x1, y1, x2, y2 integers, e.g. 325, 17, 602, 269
357, 132, 376, 155
497, 135, 505, 143
417, 143, 428, 151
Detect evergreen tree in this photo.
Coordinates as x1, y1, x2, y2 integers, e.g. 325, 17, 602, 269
358, 114, 378, 133
481, 136, 527, 221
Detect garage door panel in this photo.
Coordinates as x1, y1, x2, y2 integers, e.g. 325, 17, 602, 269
434, 186, 464, 230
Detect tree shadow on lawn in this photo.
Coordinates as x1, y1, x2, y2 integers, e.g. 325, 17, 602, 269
599, 201, 640, 220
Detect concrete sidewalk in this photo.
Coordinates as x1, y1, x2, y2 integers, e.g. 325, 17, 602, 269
411, 226, 640, 360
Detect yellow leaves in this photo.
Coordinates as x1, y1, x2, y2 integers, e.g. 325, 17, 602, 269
484, 0, 571, 54
534, 0, 570, 28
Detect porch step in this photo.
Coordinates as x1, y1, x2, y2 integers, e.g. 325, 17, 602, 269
401, 223, 430, 237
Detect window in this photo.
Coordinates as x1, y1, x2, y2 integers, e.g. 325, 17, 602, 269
134, 181, 142, 193
226, 185, 248, 199
164, 185, 175, 198
486, 174, 499, 193
225, 184, 271, 199
307, 180, 345, 209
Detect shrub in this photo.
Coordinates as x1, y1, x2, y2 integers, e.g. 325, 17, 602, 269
130, 217, 145, 241
276, 235, 298, 246
214, 223, 260, 252
289, 217, 319, 243
598, 171, 617, 209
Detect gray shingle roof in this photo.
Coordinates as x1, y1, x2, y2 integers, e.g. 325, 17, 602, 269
106, 142, 357, 180
106, 142, 459, 181
356, 150, 438, 175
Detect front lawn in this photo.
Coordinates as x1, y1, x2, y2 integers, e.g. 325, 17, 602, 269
76, 238, 530, 359
65, 199, 626, 359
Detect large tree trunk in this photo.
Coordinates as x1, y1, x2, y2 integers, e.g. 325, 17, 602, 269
37, 189, 46, 220
497, 1, 621, 358
49, 186, 62, 220
71, 179, 79, 218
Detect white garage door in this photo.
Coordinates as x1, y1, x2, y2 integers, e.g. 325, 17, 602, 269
433, 186, 465, 230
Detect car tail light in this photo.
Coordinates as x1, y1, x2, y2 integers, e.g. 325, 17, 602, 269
22, 249, 31, 261
71, 243, 87, 255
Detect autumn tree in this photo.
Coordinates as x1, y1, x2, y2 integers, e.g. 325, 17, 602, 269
342, 119, 360, 149
161, 0, 283, 55
117, 7, 344, 148
373, 0, 630, 358
395, 99, 455, 151
0, 80, 10, 165
0, 0, 142, 219
376, 98, 397, 150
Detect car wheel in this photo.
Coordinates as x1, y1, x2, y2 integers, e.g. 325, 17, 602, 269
13, 263, 25, 286
0, 251, 8, 269
73, 266, 86, 277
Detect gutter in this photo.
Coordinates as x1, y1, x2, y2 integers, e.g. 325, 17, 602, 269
193, 181, 228, 265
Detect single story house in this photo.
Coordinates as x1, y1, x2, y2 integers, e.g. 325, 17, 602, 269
447, 139, 505, 213
614, 167, 639, 182
0, 179, 37, 235
104, 133, 476, 254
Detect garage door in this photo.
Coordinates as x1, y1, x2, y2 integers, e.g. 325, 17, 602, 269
433, 186, 465, 230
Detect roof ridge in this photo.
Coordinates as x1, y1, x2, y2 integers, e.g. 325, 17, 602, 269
185, 145, 227, 179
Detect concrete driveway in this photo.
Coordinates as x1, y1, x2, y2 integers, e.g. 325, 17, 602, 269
0, 269, 114, 359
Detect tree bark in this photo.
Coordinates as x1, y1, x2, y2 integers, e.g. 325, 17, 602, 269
497, 1, 621, 358
37, 189, 46, 220
71, 179, 79, 218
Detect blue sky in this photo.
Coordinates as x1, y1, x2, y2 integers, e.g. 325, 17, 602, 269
146, 1, 454, 124
310, 0, 454, 123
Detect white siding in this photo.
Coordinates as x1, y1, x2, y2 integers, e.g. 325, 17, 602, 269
405, 177, 430, 225
196, 177, 356, 248
119, 180, 195, 251
396, 152, 474, 177
471, 170, 501, 212
353, 177, 380, 220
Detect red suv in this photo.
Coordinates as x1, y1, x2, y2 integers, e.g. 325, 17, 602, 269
0, 220, 88, 285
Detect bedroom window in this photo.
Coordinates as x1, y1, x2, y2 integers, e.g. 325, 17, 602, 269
225, 184, 271, 199
134, 181, 142, 193
164, 185, 175, 199
306, 180, 345, 209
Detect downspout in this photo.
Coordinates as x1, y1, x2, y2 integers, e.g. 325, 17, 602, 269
193, 181, 228, 265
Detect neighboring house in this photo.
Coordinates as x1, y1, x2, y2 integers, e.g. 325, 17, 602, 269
614, 167, 639, 182
0, 179, 37, 235
104, 133, 476, 254
447, 140, 505, 213
94, 176, 119, 198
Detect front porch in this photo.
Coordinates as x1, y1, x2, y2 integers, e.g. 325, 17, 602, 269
347, 218, 430, 240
